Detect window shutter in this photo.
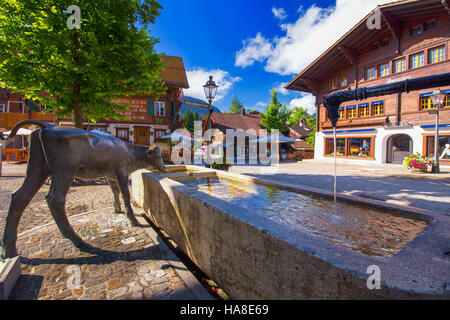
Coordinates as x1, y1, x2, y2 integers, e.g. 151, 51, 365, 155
147, 100, 154, 116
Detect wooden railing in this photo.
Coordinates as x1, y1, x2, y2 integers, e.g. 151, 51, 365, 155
0, 112, 55, 130
320, 116, 386, 129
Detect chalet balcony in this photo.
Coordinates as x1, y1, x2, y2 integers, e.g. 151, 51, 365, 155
0, 111, 55, 130
320, 116, 387, 129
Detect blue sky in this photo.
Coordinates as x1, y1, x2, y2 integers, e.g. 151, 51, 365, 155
151, 0, 391, 114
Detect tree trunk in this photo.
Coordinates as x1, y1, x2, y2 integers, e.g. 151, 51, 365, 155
72, 32, 82, 129
73, 84, 83, 129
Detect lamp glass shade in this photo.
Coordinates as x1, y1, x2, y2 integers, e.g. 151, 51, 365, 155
203, 76, 219, 100
430, 89, 444, 107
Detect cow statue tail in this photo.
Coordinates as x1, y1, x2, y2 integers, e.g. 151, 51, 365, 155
6, 120, 53, 140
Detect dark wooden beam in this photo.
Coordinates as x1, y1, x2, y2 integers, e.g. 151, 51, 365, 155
338, 46, 357, 66
381, 11, 401, 54
302, 79, 320, 95
442, 0, 450, 19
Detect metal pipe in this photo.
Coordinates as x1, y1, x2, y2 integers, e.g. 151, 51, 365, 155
434, 106, 440, 173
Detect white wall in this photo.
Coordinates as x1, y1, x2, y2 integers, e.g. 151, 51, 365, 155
314, 126, 450, 165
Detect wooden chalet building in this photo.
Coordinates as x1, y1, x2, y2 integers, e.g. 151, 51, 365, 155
286, 0, 450, 165
57, 55, 189, 153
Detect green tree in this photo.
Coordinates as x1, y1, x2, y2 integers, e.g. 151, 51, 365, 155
305, 117, 316, 149
192, 111, 199, 122
288, 106, 311, 125
260, 90, 291, 132
227, 95, 244, 114
183, 109, 194, 133
0, 0, 165, 128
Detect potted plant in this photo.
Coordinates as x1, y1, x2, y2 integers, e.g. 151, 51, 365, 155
211, 156, 232, 171
403, 152, 436, 173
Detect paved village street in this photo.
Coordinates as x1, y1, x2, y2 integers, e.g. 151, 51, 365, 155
229, 160, 450, 215
0, 163, 210, 300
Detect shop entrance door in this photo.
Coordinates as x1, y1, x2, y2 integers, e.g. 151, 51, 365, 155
134, 127, 150, 146
386, 134, 413, 164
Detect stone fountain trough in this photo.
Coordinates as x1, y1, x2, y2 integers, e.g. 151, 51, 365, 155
131, 165, 449, 299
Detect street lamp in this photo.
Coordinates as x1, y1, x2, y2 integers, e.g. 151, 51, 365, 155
203, 76, 219, 133
429, 89, 445, 173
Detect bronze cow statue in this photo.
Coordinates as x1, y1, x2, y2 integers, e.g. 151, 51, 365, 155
1, 120, 165, 259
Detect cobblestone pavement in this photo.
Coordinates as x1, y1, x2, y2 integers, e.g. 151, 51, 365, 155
1, 163, 205, 300
229, 161, 450, 214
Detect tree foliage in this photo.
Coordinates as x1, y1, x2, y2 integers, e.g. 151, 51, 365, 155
183, 109, 194, 133
260, 90, 291, 132
0, 0, 165, 128
227, 95, 244, 114
305, 117, 316, 149
288, 106, 311, 125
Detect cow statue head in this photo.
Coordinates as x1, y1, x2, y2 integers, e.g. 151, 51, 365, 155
146, 145, 165, 172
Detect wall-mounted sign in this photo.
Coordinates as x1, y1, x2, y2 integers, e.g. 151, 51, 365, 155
386, 75, 412, 84
382, 121, 412, 129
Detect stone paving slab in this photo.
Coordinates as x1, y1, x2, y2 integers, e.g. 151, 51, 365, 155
0, 163, 211, 300
8, 209, 200, 300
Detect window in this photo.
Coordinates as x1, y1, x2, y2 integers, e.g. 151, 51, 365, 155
116, 128, 129, 141
154, 130, 166, 139
381, 38, 390, 47
365, 67, 377, 80
378, 62, 390, 77
325, 137, 374, 158
427, 136, 450, 160
326, 138, 346, 156
410, 26, 422, 36
410, 52, 425, 69
393, 58, 406, 73
347, 138, 372, 157
339, 108, 345, 119
423, 20, 436, 32
428, 46, 446, 64
371, 42, 379, 51
359, 104, 370, 117
154, 101, 166, 117
340, 75, 348, 87
329, 79, 338, 90
0, 104, 5, 113
444, 93, 450, 108
372, 101, 384, 115
419, 95, 432, 110
347, 106, 357, 119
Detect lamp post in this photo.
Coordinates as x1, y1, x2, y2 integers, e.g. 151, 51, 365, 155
203, 76, 219, 134
429, 89, 445, 173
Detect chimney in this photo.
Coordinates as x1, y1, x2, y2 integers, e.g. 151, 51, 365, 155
241, 107, 246, 116
299, 117, 306, 127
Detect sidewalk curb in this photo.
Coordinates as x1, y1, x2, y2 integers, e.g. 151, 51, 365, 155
135, 212, 213, 300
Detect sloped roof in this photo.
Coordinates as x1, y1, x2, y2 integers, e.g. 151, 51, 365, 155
290, 125, 312, 138
286, 0, 447, 92
201, 112, 269, 137
160, 56, 189, 89
290, 139, 313, 150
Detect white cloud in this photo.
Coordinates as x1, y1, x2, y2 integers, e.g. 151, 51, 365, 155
235, 0, 393, 75
185, 68, 241, 102
272, 82, 289, 95
234, 33, 273, 68
288, 94, 316, 114
272, 7, 287, 20
256, 101, 267, 107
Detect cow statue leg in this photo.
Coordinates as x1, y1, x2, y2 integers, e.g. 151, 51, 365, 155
107, 178, 123, 214
46, 173, 85, 247
116, 170, 140, 227
1, 131, 49, 258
